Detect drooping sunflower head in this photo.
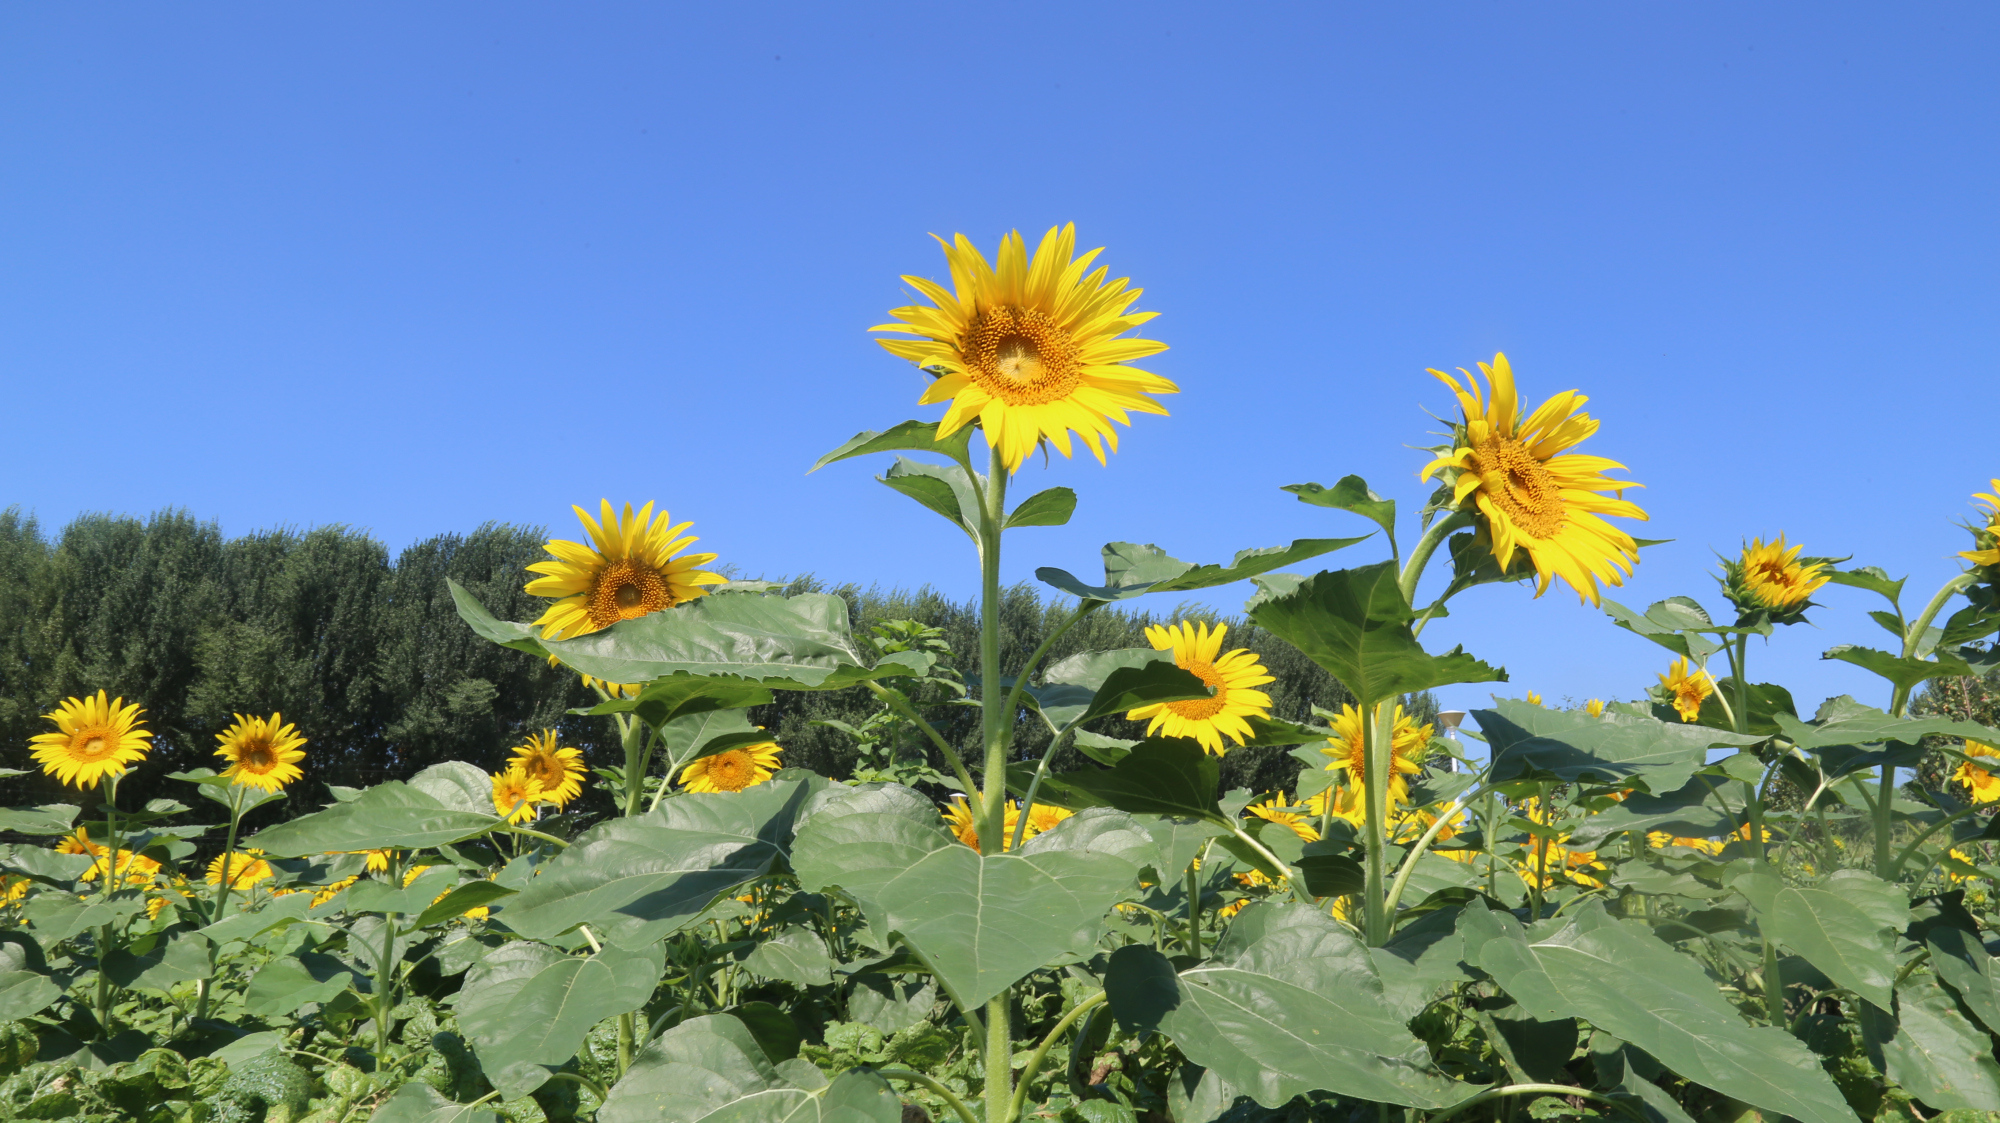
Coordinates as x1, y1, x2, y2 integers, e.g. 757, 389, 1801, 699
490, 766, 544, 824
871, 224, 1177, 473
508, 730, 586, 808
213, 712, 308, 792
525, 500, 725, 641
679, 741, 782, 794
1319, 703, 1435, 805
1656, 657, 1714, 723
1126, 621, 1275, 756
1960, 480, 2000, 571
1957, 740, 2000, 804
1721, 535, 1831, 621
1420, 353, 1648, 606
29, 690, 152, 790
206, 849, 273, 890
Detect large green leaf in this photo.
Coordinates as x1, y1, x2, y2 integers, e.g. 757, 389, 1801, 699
1775, 697, 2000, 753
742, 926, 833, 987
448, 578, 550, 658
541, 592, 930, 690
372, 1082, 501, 1123
1037, 538, 1370, 604
1284, 476, 1397, 552
1602, 598, 1722, 663
1106, 904, 1473, 1109
0, 805, 79, 836
1024, 738, 1225, 822
1247, 563, 1505, 708
1823, 644, 1976, 692
246, 783, 501, 857
1479, 701, 1758, 795
0, 845, 93, 885
244, 951, 367, 1018
1862, 973, 2000, 1111
103, 929, 211, 991
460, 943, 665, 1101
1731, 868, 1906, 1008
502, 778, 818, 949
1461, 901, 1853, 1123
0, 970, 60, 1022
22, 891, 146, 942
791, 784, 1144, 1008
878, 457, 982, 543
1564, 780, 1736, 850
1005, 486, 1077, 529
1929, 926, 2000, 1037
810, 419, 973, 473
599, 1013, 902, 1123
581, 680, 777, 729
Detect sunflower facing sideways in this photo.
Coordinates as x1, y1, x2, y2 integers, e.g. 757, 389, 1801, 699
30, 690, 152, 790
509, 730, 586, 808
1420, 353, 1648, 606
1722, 535, 1830, 619
213, 712, 308, 792
681, 741, 783, 794
1961, 480, 2000, 570
1956, 741, 2000, 804
491, 766, 544, 824
525, 500, 724, 641
1125, 621, 1274, 755
1658, 657, 1714, 723
871, 224, 1177, 473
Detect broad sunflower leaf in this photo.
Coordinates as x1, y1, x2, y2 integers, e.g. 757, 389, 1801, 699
1823, 643, 1976, 692
1478, 701, 1755, 795
878, 457, 982, 542
1824, 566, 1907, 610
1459, 900, 1853, 1123
1676, 681, 1796, 738
1730, 867, 1906, 1008
371, 1083, 500, 1123
1565, 779, 1737, 850
1861, 972, 2000, 1111
1105, 904, 1475, 1109
244, 951, 368, 1018
501, 778, 820, 949
22, 891, 147, 943
809, 419, 972, 473
1247, 563, 1505, 709
0, 805, 79, 836
0, 844, 94, 885
1143, 816, 1228, 880
1037, 538, 1370, 603
447, 579, 550, 659
742, 925, 834, 987
598, 1013, 901, 1123
1285, 476, 1398, 553
1005, 486, 1077, 529
460, 942, 666, 1101
1774, 697, 2000, 752
0, 970, 60, 1022
246, 784, 502, 858
103, 928, 211, 991
542, 592, 931, 690
1602, 598, 1722, 663
1927, 926, 2000, 1037
579, 680, 776, 727
412, 881, 517, 929
791, 784, 1145, 1009
1023, 737, 1225, 823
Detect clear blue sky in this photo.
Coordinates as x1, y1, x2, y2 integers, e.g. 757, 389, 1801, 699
4, 4, 1995, 723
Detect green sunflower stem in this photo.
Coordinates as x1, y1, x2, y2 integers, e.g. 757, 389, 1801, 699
1398, 511, 1473, 609
195, 786, 249, 1022
1361, 700, 1392, 946
375, 851, 402, 1060
619, 715, 648, 817
1875, 573, 1974, 875
95, 772, 123, 1040
977, 442, 1010, 854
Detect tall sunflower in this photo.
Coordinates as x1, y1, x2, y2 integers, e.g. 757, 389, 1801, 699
213, 713, 307, 792
508, 730, 586, 808
1961, 480, 2000, 569
490, 767, 544, 824
680, 741, 782, 794
1320, 703, 1435, 808
1125, 622, 1274, 755
870, 224, 1177, 473
1420, 353, 1648, 605
1658, 657, 1714, 723
29, 691, 152, 789
1723, 535, 1829, 615
525, 501, 725, 641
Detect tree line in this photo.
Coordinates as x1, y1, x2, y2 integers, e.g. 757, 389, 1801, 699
0, 508, 1373, 834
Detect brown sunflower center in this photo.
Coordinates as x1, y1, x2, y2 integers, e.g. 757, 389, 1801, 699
236, 738, 277, 773
1473, 435, 1566, 540
1165, 660, 1228, 721
589, 558, 672, 629
69, 727, 117, 762
962, 306, 1082, 405
703, 749, 756, 792
526, 756, 563, 789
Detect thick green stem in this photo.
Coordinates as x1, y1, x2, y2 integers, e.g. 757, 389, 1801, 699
984, 993, 1012, 1123
1008, 991, 1108, 1122
619, 716, 648, 817
976, 444, 1010, 853
1382, 788, 1482, 922
1361, 700, 1391, 945
1875, 573, 1975, 875
94, 773, 125, 1039
194, 787, 248, 1021
374, 852, 402, 1059
1183, 861, 1202, 955
879, 1069, 982, 1123
1398, 511, 1473, 608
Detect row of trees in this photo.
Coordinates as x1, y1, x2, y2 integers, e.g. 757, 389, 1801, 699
0, 509, 1367, 831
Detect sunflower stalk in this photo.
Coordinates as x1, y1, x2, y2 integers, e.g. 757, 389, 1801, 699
1361, 700, 1393, 946
374, 850, 402, 1060
1875, 572, 1976, 875
194, 784, 250, 1022
973, 440, 1015, 1123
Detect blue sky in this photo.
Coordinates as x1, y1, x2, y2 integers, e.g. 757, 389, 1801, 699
4, 4, 1995, 723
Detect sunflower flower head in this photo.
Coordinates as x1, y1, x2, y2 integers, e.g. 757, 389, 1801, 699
871, 224, 1177, 473
1584, 698, 1606, 717
1246, 794, 1321, 843
206, 849, 272, 891
213, 712, 308, 792
1419, 353, 1648, 606
524, 500, 725, 642
1656, 657, 1714, 724
1721, 535, 1831, 623
56, 827, 105, 857
29, 691, 152, 790
1960, 480, 2000, 572
508, 730, 586, 809
1320, 703, 1435, 809
680, 741, 782, 794
491, 766, 544, 824
1957, 741, 2000, 804
1126, 622, 1274, 755
81, 849, 160, 890
1525, 691, 1543, 707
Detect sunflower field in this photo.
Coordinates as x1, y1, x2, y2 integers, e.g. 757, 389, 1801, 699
2, 225, 2000, 1123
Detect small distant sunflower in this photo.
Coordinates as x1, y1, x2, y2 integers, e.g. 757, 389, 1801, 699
81, 849, 159, 890
206, 850, 272, 890
680, 741, 782, 794
311, 875, 359, 908
491, 767, 544, 824
0, 876, 28, 908
870, 224, 1177, 473
56, 827, 104, 857
213, 712, 308, 792
1584, 698, 1606, 717
1321, 703, 1435, 808
525, 500, 724, 641
509, 730, 586, 808
1957, 741, 2000, 804
348, 849, 393, 873
1960, 480, 2000, 569
1247, 795, 1321, 843
1420, 353, 1648, 605
29, 691, 152, 789
1525, 691, 1544, 707
1723, 535, 1829, 616
1658, 658, 1714, 723
1126, 622, 1274, 755
1648, 831, 1724, 856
